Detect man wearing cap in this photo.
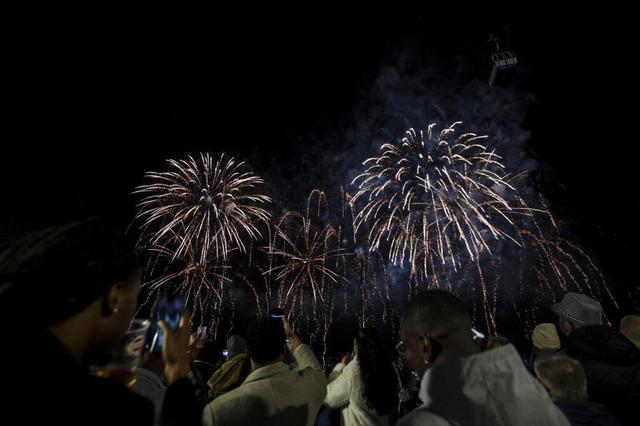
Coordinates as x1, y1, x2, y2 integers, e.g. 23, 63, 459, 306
533, 323, 562, 350
551, 292, 640, 425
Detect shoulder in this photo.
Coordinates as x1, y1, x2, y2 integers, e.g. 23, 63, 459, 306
398, 406, 450, 426
207, 381, 254, 409
296, 363, 326, 382
203, 385, 248, 424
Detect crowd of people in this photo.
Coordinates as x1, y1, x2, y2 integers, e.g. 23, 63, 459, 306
0, 218, 638, 425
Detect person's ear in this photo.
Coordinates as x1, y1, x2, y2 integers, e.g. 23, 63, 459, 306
102, 281, 126, 317
417, 334, 433, 366
563, 319, 576, 333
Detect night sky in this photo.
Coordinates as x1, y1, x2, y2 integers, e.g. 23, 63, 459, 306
2, 20, 637, 317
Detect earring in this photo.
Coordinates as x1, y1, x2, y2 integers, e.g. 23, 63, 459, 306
423, 358, 430, 366
112, 307, 119, 314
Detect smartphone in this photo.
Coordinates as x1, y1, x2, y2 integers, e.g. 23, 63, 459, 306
194, 326, 207, 349
145, 293, 185, 352
471, 327, 486, 340
160, 294, 185, 331
270, 307, 285, 318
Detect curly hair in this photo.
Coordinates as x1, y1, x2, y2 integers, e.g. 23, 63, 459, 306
356, 328, 400, 416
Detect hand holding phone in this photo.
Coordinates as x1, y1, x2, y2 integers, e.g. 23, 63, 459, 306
145, 293, 185, 353
159, 308, 191, 384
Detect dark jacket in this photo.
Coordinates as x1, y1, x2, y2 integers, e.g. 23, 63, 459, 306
564, 325, 640, 426
555, 400, 619, 426
2, 329, 154, 425
2, 329, 202, 426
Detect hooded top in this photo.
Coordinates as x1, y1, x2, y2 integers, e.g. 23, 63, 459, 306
399, 344, 570, 426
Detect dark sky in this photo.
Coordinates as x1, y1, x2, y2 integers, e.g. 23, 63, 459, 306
2, 20, 637, 311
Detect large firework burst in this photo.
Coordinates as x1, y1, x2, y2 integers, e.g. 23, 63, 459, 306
350, 123, 618, 337
351, 122, 534, 275
134, 153, 271, 263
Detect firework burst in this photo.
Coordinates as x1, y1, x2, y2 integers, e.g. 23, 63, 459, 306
266, 190, 348, 306
134, 153, 271, 263
351, 122, 535, 275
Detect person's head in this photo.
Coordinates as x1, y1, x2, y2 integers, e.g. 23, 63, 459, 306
620, 314, 640, 349
551, 292, 602, 336
400, 289, 474, 376
533, 351, 588, 401
226, 334, 247, 359
529, 323, 561, 367
486, 335, 510, 350
532, 323, 561, 351
245, 317, 286, 367
354, 328, 400, 416
0, 218, 141, 360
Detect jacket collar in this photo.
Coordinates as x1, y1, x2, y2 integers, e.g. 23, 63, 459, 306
242, 361, 290, 385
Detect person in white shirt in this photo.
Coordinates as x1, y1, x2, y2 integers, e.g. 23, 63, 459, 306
324, 328, 400, 426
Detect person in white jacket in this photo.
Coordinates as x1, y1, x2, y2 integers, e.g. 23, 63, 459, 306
398, 289, 571, 426
202, 317, 326, 426
324, 328, 400, 426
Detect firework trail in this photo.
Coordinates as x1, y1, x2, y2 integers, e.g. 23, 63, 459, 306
134, 153, 271, 264
336, 188, 396, 330
144, 243, 229, 306
266, 190, 348, 308
256, 190, 351, 364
